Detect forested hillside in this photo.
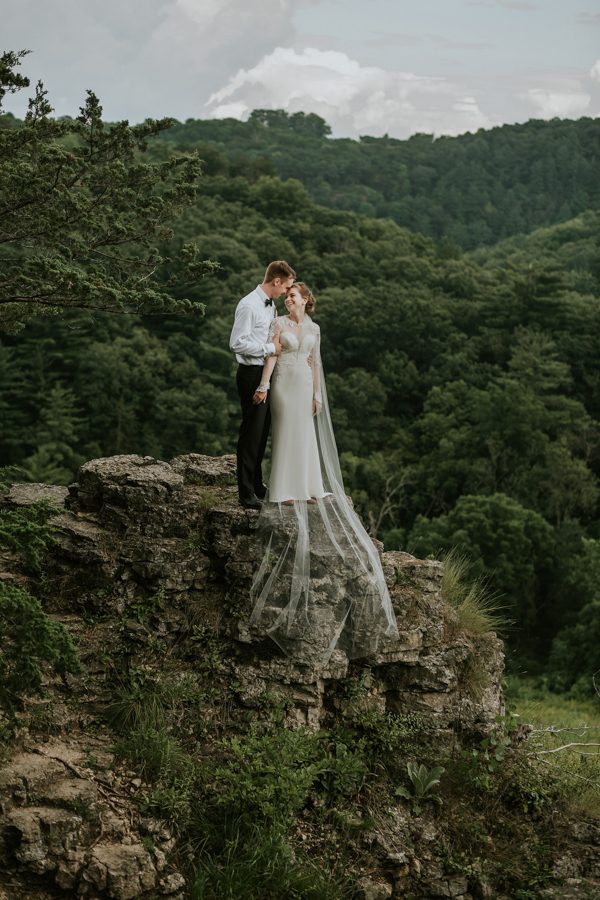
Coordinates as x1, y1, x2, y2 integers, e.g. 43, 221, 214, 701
2, 74, 600, 689
154, 111, 600, 249
3, 48, 600, 900
2, 131, 600, 686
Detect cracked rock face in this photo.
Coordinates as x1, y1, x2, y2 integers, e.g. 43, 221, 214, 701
43, 453, 504, 736
5, 453, 506, 738
0, 452, 507, 898
0, 740, 183, 900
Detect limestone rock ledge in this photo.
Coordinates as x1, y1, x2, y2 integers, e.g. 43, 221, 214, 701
0, 452, 507, 898
0, 739, 183, 899
6, 452, 505, 739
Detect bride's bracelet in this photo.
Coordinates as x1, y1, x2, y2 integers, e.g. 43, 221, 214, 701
257, 382, 270, 392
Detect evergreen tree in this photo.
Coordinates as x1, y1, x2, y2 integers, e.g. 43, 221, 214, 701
20, 384, 84, 485
0, 51, 215, 333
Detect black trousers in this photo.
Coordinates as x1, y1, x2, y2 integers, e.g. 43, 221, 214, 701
236, 363, 271, 500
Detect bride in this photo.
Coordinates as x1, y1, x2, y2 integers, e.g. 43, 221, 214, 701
249, 282, 399, 665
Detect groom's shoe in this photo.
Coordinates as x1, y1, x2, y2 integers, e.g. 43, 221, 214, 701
239, 493, 262, 510
254, 484, 267, 500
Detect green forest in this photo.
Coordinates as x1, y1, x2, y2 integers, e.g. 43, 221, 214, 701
155, 108, 600, 249
2, 53, 600, 693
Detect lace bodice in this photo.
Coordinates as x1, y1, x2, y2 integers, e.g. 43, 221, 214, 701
270, 315, 318, 355
269, 315, 321, 400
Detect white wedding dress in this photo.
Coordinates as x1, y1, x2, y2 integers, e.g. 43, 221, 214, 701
249, 314, 399, 665
268, 316, 326, 502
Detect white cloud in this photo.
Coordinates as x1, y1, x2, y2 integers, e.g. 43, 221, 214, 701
2, 0, 595, 136
205, 46, 493, 138
467, 0, 538, 9
1, 0, 312, 120
525, 88, 591, 117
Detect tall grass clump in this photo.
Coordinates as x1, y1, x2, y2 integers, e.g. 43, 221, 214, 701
106, 669, 366, 897
441, 548, 510, 636
192, 820, 351, 900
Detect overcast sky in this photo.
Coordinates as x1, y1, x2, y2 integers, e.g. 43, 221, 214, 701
2, 0, 599, 139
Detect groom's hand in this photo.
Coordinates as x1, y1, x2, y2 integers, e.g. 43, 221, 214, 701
272, 334, 282, 355
253, 390, 267, 405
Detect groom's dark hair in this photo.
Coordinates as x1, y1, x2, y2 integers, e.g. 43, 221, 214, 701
264, 260, 296, 283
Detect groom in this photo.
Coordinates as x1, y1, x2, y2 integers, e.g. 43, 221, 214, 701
230, 260, 296, 509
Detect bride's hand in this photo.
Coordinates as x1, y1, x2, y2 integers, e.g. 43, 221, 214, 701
253, 390, 267, 405
313, 398, 322, 416
272, 334, 282, 356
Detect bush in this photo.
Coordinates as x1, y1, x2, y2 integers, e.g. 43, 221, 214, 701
209, 726, 324, 828
548, 598, 600, 697
0, 466, 80, 722
0, 582, 80, 718
0, 464, 64, 562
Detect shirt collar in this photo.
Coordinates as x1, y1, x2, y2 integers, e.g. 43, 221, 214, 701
256, 284, 269, 303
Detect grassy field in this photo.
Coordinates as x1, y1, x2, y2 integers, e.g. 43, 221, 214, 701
505, 675, 600, 817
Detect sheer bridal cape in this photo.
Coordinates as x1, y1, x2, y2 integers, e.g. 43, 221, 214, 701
249, 315, 399, 666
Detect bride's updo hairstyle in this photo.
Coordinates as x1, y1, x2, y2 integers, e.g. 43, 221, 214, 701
292, 281, 316, 315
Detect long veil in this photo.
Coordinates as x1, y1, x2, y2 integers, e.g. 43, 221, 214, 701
248, 336, 399, 667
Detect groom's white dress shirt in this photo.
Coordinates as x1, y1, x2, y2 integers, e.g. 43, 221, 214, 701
229, 284, 276, 366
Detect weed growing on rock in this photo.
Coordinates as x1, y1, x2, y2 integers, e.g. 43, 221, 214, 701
189, 624, 226, 674
128, 586, 167, 625
441, 548, 510, 636
395, 761, 445, 815
0, 467, 81, 728
0, 583, 81, 722
0, 465, 64, 573
192, 820, 352, 900
255, 689, 295, 723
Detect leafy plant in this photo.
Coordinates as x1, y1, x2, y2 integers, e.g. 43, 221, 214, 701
210, 726, 323, 828
339, 670, 372, 702
128, 586, 166, 625
255, 690, 294, 723
0, 582, 81, 719
342, 704, 433, 758
317, 730, 370, 799
395, 761, 445, 815
0, 465, 63, 573
222, 591, 247, 619
473, 710, 520, 774
189, 624, 226, 674
500, 754, 563, 817
0, 466, 81, 723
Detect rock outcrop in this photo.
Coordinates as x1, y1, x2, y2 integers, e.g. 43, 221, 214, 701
55, 453, 505, 737
0, 740, 181, 898
0, 453, 508, 898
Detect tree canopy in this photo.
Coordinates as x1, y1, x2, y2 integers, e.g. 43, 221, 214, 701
2, 55, 600, 688
156, 109, 600, 249
0, 50, 215, 334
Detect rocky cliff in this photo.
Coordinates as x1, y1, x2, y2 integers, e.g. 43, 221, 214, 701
0, 454, 597, 899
